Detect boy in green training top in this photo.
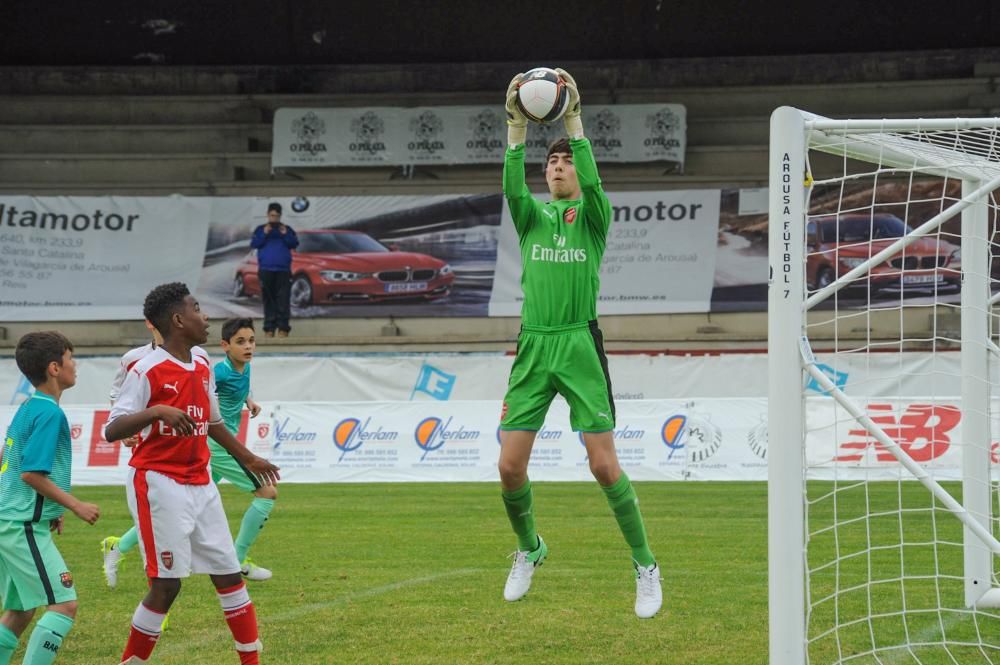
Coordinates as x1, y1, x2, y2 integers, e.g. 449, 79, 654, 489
207, 318, 274, 581
0, 332, 101, 665
498, 68, 663, 618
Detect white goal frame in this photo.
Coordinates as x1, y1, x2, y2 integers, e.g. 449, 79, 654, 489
768, 106, 1000, 665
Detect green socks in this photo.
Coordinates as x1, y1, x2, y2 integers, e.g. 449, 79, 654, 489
23, 611, 73, 665
0, 622, 18, 665
119, 526, 139, 554
502, 480, 539, 553
602, 472, 656, 567
235, 498, 275, 562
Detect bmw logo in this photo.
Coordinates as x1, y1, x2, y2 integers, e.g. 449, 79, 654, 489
291, 196, 310, 213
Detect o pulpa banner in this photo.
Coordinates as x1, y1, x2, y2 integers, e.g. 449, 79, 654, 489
270, 104, 686, 169
0, 195, 207, 321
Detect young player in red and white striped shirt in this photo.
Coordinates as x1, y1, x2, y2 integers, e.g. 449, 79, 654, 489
106, 283, 280, 665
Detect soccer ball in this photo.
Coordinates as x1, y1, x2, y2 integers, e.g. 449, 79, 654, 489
515, 68, 570, 124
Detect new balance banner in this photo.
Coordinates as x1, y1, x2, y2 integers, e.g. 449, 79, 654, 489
270, 105, 687, 169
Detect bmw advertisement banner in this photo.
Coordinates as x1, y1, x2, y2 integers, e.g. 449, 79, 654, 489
0, 177, 957, 321
270, 104, 687, 169
0, 190, 717, 321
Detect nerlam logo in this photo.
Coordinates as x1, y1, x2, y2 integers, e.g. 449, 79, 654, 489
661, 414, 687, 460
332, 417, 399, 462
414, 416, 480, 460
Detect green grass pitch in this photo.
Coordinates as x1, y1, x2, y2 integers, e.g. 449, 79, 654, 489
6, 482, 769, 664
12, 481, 996, 663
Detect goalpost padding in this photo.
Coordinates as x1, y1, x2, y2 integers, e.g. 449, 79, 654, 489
769, 107, 1000, 665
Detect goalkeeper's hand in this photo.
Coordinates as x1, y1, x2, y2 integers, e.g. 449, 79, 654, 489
555, 68, 583, 139
505, 73, 527, 146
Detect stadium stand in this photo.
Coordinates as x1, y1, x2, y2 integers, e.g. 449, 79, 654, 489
0, 50, 998, 354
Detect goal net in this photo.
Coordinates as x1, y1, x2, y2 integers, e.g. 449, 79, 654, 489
768, 107, 1000, 665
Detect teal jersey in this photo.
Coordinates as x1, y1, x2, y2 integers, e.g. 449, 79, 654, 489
0, 392, 72, 522
502, 138, 612, 327
209, 357, 250, 450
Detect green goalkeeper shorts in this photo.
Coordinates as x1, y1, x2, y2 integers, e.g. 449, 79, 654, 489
0, 519, 76, 611
500, 320, 616, 432
208, 439, 262, 493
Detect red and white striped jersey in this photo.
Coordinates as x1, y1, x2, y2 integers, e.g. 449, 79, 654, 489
109, 347, 222, 484
110, 343, 209, 402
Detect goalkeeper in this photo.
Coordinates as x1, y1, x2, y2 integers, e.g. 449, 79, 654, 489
497, 68, 662, 618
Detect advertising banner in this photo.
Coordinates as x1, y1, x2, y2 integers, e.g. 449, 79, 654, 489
3, 395, 993, 486
0, 195, 207, 321
0, 177, 960, 321
489, 189, 720, 315
270, 104, 686, 169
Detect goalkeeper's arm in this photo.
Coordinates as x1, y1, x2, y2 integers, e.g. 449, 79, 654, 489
555, 68, 583, 139
505, 73, 527, 146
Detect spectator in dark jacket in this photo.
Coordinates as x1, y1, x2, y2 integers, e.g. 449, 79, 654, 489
250, 202, 299, 337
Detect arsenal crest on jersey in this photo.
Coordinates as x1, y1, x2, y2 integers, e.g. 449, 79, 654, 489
203, 378, 210, 395
563, 207, 577, 224
161, 551, 174, 570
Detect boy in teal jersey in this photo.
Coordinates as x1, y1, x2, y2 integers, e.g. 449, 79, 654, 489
0, 332, 100, 665
498, 69, 663, 618
207, 318, 274, 581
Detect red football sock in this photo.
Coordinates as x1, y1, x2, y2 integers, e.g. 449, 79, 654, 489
217, 582, 260, 665
121, 602, 165, 662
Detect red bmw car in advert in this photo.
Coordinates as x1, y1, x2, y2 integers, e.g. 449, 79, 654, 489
233, 229, 455, 307
806, 213, 961, 294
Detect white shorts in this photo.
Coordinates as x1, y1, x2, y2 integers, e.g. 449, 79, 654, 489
126, 468, 240, 579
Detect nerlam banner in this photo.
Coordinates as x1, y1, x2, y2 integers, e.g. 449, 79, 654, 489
2, 397, 993, 485
270, 104, 687, 169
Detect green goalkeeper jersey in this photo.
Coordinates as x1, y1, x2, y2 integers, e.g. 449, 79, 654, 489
503, 138, 612, 327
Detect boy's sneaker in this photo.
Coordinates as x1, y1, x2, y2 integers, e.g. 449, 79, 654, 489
241, 558, 273, 581
634, 562, 663, 618
101, 536, 123, 589
503, 536, 547, 602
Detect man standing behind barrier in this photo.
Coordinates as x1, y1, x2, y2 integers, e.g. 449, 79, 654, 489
250, 203, 298, 338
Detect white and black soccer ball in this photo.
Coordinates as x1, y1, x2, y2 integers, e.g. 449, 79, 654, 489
515, 68, 570, 124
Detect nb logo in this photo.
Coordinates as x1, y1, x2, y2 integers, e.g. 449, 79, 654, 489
162, 382, 179, 394
530, 70, 547, 79
553, 234, 567, 247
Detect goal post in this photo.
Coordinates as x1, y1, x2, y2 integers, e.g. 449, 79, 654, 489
768, 106, 1000, 664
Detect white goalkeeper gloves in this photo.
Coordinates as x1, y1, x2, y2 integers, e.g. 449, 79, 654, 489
505, 73, 527, 146
555, 68, 583, 139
